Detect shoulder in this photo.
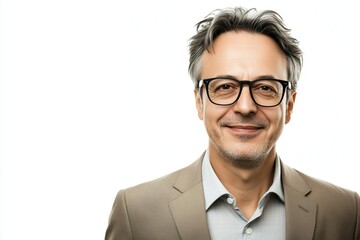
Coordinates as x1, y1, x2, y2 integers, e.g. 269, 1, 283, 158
122, 168, 182, 201
282, 162, 360, 211
286, 166, 360, 238
118, 155, 204, 204
106, 156, 204, 239
296, 168, 358, 202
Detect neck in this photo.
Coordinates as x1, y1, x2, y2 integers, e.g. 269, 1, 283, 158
209, 148, 276, 219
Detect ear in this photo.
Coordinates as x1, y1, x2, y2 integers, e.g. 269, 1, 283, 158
194, 88, 204, 120
285, 91, 296, 124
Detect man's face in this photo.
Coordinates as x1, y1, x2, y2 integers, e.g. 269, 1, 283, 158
195, 31, 296, 168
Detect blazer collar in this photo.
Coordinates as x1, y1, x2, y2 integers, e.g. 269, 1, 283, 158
281, 161, 317, 240
169, 154, 318, 240
169, 153, 211, 240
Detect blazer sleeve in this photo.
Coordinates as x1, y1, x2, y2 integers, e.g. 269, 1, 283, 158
355, 192, 360, 240
105, 190, 133, 240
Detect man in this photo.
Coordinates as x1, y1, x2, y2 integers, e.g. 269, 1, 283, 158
105, 7, 360, 240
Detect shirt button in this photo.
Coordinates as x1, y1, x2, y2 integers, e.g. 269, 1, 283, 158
245, 227, 253, 235
226, 197, 234, 205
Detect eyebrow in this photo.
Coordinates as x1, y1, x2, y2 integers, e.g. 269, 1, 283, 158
255, 75, 278, 80
215, 74, 278, 80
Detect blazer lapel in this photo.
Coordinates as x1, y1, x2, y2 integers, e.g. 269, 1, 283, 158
169, 154, 211, 240
281, 162, 317, 240
168, 155, 317, 240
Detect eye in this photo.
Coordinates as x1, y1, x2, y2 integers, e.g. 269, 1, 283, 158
217, 84, 233, 90
252, 80, 281, 97
258, 85, 275, 92
210, 79, 239, 92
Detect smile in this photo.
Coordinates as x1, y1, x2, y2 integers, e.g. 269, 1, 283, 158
225, 124, 264, 137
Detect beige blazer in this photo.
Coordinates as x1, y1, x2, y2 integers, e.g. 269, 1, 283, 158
105, 154, 360, 240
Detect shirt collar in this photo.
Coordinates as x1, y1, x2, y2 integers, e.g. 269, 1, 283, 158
202, 150, 284, 210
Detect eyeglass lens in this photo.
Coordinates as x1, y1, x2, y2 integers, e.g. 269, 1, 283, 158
206, 79, 285, 106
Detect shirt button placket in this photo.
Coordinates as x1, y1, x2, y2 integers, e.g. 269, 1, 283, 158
226, 196, 235, 205
245, 227, 253, 235
243, 226, 253, 240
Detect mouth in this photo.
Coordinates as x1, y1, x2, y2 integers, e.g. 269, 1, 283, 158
224, 124, 265, 137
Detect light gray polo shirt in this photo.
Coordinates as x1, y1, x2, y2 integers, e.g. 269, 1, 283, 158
202, 150, 285, 240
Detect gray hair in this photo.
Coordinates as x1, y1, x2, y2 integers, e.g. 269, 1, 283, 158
188, 7, 303, 90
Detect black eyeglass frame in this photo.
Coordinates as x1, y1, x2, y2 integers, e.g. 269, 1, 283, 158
198, 77, 292, 107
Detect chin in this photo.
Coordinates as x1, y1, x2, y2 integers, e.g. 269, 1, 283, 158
219, 145, 270, 169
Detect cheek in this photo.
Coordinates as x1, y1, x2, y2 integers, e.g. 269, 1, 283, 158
202, 102, 228, 126
264, 105, 287, 131
195, 91, 205, 120
202, 103, 214, 123
276, 107, 286, 124
273, 108, 287, 135
275, 107, 286, 126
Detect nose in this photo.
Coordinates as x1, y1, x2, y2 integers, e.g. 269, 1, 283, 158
232, 85, 258, 115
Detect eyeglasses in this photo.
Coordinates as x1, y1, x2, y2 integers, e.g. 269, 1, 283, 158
198, 77, 292, 107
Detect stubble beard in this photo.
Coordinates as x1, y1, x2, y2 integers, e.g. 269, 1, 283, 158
213, 116, 277, 169
216, 139, 270, 169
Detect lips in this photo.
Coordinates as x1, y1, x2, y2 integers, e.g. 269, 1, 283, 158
227, 124, 263, 131
219, 117, 267, 137
223, 123, 266, 137
222, 120, 266, 129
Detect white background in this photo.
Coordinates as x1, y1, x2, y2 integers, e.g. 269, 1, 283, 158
1, 0, 359, 239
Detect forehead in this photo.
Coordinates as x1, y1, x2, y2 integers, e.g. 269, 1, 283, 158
201, 31, 287, 80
